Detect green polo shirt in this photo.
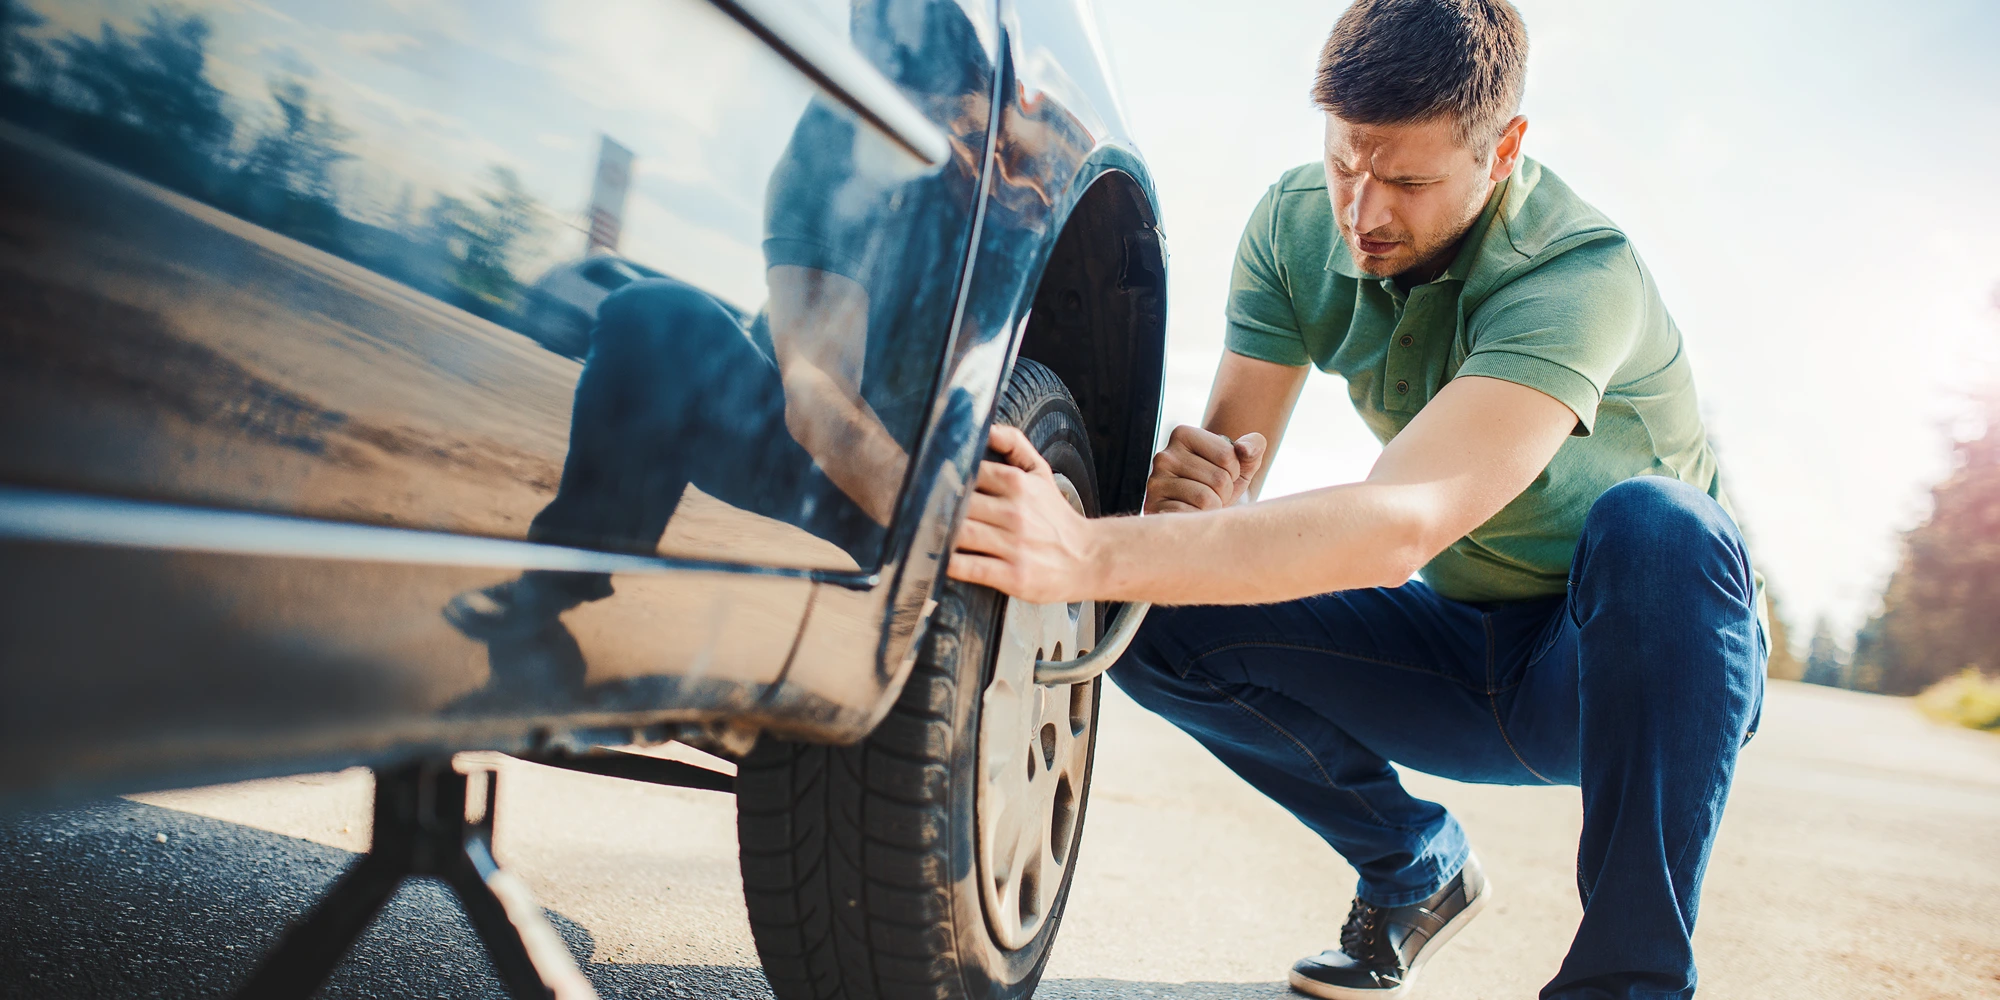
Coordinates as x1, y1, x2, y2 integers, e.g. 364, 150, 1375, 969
1226, 157, 1740, 603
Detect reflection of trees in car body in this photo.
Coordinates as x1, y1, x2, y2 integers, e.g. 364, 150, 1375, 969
235, 75, 351, 251
427, 166, 548, 316
36, 8, 233, 199
0, 3, 549, 320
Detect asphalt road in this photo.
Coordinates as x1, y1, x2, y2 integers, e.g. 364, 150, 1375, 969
3, 679, 1997, 1000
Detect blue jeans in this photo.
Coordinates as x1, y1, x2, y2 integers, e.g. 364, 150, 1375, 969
1109, 477, 1764, 1000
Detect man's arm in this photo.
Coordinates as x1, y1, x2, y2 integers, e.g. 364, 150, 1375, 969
1147, 353, 1309, 513
949, 374, 1576, 606
766, 264, 908, 527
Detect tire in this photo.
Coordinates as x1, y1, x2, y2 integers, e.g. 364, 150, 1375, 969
737, 358, 1102, 1000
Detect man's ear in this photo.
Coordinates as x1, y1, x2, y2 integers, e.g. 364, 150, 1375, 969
1490, 115, 1529, 182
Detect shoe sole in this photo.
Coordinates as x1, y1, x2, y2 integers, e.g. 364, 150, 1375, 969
1284, 876, 1494, 1000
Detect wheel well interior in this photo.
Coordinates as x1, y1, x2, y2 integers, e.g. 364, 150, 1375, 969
1016, 171, 1166, 516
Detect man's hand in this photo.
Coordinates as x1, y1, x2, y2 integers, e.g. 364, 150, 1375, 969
1144, 425, 1268, 513
946, 426, 1102, 604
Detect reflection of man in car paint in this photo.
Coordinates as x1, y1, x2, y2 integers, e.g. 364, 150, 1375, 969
444, 0, 988, 647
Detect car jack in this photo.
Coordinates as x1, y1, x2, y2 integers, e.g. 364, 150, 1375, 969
232, 759, 598, 1000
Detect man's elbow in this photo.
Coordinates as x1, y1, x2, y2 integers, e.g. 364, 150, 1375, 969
1368, 505, 1441, 589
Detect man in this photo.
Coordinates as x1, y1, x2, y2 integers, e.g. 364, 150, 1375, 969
947, 1, 1764, 998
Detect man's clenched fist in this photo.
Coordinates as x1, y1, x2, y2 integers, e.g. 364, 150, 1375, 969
1144, 425, 1267, 514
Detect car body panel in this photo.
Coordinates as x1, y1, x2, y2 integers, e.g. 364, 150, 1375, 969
0, 0, 1163, 803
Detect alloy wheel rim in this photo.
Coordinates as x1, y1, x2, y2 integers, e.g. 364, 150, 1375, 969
975, 472, 1097, 951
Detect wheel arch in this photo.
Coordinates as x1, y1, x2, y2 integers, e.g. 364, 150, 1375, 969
1012, 161, 1167, 516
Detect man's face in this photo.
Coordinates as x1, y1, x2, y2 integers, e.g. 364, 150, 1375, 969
1322, 114, 1519, 279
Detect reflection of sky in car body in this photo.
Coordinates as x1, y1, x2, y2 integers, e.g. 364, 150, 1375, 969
23, 0, 853, 310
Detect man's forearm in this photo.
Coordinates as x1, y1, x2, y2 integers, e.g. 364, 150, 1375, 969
1089, 483, 1436, 605
781, 365, 908, 526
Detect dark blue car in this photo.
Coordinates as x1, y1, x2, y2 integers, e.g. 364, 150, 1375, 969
0, 0, 1165, 995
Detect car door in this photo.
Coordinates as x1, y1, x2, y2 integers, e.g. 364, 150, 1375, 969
0, 0, 994, 797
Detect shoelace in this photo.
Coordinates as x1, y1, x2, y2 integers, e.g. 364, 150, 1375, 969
1338, 897, 1394, 968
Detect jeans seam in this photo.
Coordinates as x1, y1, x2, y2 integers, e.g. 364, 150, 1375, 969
1181, 640, 1482, 692
1199, 678, 1405, 830
1483, 614, 1556, 785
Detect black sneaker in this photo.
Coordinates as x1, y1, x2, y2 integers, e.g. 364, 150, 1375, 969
1288, 853, 1490, 998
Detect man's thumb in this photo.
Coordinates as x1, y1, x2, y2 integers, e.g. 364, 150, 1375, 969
1233, 432, 1267, 480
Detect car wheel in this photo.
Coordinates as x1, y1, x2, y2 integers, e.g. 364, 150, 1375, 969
737, 357, 1102, 1000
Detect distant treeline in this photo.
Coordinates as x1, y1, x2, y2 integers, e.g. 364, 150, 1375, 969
0, 1, 547, 322
1850, 402, 2000, 695
1772, 397, 2000, 697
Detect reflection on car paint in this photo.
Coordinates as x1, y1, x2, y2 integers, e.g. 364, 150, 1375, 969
0, 0, 987, 574
0, 0, 1167, 800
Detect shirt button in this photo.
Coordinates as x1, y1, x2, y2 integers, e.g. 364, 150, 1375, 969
1395, 380, 1410, 394
1399, 335, 1414, 347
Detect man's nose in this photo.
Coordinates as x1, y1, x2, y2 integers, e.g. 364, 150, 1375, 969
1349, 177, 1392, 234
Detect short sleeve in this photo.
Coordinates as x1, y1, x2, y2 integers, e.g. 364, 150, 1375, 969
762, 100, 872, 281
1223, 184, 1311, 367
1457, 236, 1643, 436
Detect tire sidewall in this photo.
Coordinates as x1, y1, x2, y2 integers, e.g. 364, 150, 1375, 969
938, 370, 1102, 998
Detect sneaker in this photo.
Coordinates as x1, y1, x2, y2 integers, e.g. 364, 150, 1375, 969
1287, 853, 1491, 999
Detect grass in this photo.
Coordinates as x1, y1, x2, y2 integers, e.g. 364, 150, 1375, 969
1915, 669, 2000, 732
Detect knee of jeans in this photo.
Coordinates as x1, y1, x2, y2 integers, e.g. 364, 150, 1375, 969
594, 279, 744, 364
1584, 477, 1731, 544
1580, 477, 1748, 573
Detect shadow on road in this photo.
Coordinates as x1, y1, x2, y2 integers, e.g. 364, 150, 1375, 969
0, 798, 1290, 1000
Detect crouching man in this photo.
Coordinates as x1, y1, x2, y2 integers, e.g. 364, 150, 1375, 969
947, 1, 1764, 998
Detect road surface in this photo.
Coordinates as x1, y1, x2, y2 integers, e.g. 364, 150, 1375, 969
3, 679, 1996, 999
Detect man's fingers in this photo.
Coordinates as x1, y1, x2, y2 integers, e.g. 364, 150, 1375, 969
1151, 449, 1232, 501
973, 459, 1030, 497
1148, 476, 1225, 511
951, 517, 1012, 557
946, 550, 1013, 589
987, 425, 1051, 477
1168, 424, 1242, 478
1145, 497, 1201, 515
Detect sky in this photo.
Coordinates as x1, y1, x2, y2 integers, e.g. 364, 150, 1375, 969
1090, 0, 2000, 644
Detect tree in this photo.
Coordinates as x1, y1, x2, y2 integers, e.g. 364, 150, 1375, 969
237, 76, 351, 247
1763, 591, 1805, 681
423, 166, 546, 317
1851, 399, 2000, 695
0, 0, 46, 88
48, 9, 232, 196
242, 76, 350, 203
1802, 616, 1849, 688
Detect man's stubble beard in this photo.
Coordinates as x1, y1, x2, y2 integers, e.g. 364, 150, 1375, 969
1341, 180, 1492, 281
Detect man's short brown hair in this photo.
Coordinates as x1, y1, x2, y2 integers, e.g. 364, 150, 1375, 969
1311, 0, 1528, 152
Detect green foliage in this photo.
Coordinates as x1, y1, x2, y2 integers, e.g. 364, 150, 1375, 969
1915, 669, 2000, 732
1, 0, 46, 86
243, 76, 351, 203
0, 5, 549, 314
235, 76, 353, 249
430, 166, 545, 309
1852, 402, 2000, 695
54, 9, 233, 183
